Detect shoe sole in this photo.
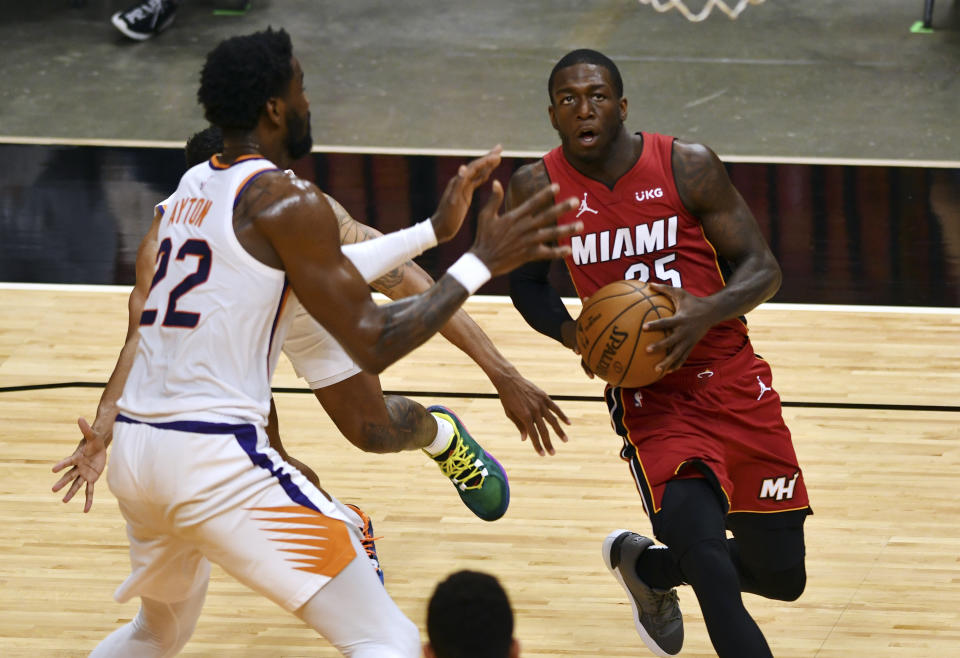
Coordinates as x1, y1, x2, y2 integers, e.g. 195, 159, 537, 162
602, 529, 675, 658
429, 405, 510, 521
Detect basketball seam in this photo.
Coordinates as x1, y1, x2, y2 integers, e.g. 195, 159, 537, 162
580, 281, 674, 387
584, 297, 647, 377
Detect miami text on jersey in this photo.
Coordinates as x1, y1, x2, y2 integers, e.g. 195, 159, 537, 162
570, 215, 678, 266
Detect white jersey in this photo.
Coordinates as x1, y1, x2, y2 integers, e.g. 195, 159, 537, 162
118, 155, 293, 426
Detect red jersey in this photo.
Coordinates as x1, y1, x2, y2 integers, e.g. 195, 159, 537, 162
543, 132, 747, 367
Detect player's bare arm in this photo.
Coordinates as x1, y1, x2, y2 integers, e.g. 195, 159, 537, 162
265, 398, 322, 488
330, 191, 570, 455
51, 208, 163, 512
644, 139, 782, 373
245, 164, 579, 374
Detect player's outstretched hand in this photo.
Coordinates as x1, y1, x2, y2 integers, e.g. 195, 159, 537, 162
430, 146, 503, 243
471, 181, 580, 277
493, 368, 570, 456
51, 418, 108, 513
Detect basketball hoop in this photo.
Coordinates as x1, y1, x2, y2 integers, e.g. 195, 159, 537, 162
638, 0, 765, 22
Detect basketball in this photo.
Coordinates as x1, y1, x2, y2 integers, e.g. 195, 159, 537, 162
575, 280, 675, 388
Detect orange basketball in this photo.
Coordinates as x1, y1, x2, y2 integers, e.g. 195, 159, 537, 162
575, 280, 675, 388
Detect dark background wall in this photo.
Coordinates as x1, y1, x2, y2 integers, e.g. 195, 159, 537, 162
1, 143, 957, 307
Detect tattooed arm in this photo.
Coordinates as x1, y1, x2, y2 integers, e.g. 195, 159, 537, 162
326, 194, 571, 455
239, 158, 578, 374
643, 139, 781, 373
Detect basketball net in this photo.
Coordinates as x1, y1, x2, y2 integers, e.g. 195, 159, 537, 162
638, 0, 765, 22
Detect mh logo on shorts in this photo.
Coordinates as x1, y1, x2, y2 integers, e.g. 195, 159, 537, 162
758, 471, 800, 501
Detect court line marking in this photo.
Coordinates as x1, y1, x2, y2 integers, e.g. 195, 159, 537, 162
1, 135, 957, 169
2, 283, 957, 316
1, 381, 957, 413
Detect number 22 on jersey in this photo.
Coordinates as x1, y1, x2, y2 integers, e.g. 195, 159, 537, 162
140, 237, 212, 328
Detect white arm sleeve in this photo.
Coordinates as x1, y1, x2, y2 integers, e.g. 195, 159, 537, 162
341, 220, 437, 283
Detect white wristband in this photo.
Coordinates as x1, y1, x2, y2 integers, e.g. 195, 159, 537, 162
446, 252, 491, 294
341, 218, 439, 283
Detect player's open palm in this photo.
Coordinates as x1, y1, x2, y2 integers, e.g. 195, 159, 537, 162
52, 417, 108, 513
430, 146, 504, 243
493, 369, 570, 456
471, 181, 580, 276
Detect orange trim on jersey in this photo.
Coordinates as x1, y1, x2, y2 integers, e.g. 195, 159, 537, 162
673, 458, 733, 510
209, 153, 268, 170
248, 505, 355, 578
697, 223, 727, 286
728, 505, 812, 515
234, 166, 280, 207
697, 225, 749, 331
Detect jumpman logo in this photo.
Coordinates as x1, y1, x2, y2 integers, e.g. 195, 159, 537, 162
757, 376, 772, 400
576, 192, 599, 218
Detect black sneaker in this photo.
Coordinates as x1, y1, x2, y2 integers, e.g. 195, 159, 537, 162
602, 529, 684, 657
111, 0, 178, 41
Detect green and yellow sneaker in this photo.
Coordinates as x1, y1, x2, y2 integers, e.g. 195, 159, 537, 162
426, 405, 510, 521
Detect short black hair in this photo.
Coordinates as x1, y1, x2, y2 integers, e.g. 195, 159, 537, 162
548, 49, 623, 101
184, 126, 224, 168
427, 570, 514, 658
197, 27, 294, 132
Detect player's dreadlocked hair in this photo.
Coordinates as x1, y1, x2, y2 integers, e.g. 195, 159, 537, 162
184, 126, 224, 168
427, 570, 514, 658
548, 49, 624, 101
198, 27, 294, 132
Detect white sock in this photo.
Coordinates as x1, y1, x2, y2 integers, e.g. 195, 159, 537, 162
424, 413, 456, 457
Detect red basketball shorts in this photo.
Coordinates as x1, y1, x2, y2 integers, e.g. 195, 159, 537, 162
605, 341, 810, 518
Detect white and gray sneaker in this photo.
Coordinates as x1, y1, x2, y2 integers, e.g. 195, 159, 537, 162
602, 529, 684, 657
111, 0, 178, 41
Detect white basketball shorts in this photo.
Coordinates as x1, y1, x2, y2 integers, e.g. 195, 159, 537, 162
108, 415, 360, 611
283, 300, 363, 390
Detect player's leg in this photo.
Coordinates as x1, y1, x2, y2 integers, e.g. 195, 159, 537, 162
314, 372, 510, 521
180, 424, 418, 656
96, 422, 213, 656
725, 511, 807, 602
639, 477, 773, 658
89, 584, 208, 658
294, 531, 420, 657
285, 304, 509, 519
313, 371, 435, 453
720, 352, 810, 602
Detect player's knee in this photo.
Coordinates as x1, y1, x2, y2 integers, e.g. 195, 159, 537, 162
392, 616, 422, 657
676, 538, 738, 589
348, 428, 403, 453
761, 561, 806, 601
349, 616, 419, 657
131, 606, 183, 655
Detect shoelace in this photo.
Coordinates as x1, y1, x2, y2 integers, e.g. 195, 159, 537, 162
654, 589, 681, 622
360, 532, 383, 560
437, 435, 484, 490
126, 0, 165, 24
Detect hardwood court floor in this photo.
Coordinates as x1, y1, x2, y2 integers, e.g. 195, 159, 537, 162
1, 287, 958, 657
